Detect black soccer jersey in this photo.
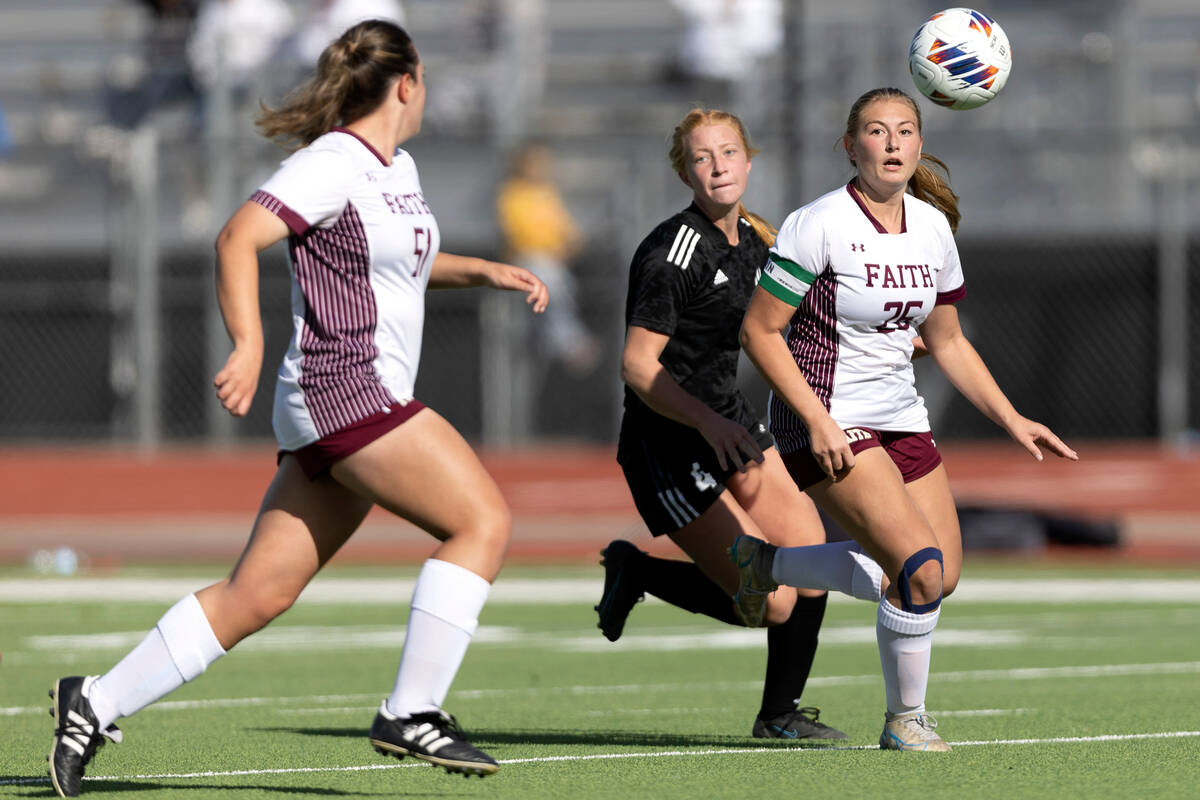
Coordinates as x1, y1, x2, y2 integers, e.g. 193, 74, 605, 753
623, 203, 766, 428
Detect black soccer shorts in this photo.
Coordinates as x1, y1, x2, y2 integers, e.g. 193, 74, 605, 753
617, 418, 774, 536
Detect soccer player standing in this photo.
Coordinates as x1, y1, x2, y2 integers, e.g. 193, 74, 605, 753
46, 20, 547, 795
734, 87, 1078, 751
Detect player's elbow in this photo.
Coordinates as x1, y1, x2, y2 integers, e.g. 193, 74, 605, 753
738, 323, 752, 352
739, 320, 764, 356
620, 351, 656, 394
619, 354, 641, 389
214, 220, 238, 256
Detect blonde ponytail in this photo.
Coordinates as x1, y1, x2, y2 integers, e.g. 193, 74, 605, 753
738, 203, 778, 247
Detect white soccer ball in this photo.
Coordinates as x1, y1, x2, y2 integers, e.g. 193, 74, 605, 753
908, 8, 1012, 110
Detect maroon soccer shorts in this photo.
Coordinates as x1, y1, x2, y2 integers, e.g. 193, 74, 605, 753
780, 428, 941, 490
281, 399, 426, 480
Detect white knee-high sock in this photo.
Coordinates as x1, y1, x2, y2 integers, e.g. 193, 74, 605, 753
386, 558, 491, 718
88, 593, 226, 730
876, 599, 940, 714
771, 540, 884, 601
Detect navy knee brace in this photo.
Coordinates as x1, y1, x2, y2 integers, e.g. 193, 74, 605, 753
896, 547, 943, 614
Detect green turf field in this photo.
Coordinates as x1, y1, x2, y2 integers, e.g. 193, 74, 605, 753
3, 561, 1199, 799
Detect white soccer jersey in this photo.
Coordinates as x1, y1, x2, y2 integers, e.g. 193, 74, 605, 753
759, 182, 965, 453
251, 127, 440, 451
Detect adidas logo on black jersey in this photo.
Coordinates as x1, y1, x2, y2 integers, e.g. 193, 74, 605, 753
713, 269, 729, 286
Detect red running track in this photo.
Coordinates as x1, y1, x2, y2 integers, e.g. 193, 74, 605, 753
1, 441, 1197, 565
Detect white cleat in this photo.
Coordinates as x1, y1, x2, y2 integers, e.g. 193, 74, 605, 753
879, 711, 951, 752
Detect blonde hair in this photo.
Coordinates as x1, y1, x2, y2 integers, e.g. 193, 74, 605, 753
257, 20, 419, 149
668, 108, 778, 246
842, 87, 961, 233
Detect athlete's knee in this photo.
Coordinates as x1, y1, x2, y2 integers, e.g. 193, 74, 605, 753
941, 564, 960, 598
455, 501, 512, 552
221, 579, 300, 635
761, 591, 799, 626
894, 547, 943, 613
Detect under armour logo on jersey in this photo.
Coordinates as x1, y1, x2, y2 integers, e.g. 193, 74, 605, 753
691, 462, 718, 492
851, 243, 865, 252
713, 269, 729, 286
667, 224, 701, 270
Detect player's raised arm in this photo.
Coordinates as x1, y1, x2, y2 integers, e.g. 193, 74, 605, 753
919, 304, 1078, 462
428, 252, 548, 313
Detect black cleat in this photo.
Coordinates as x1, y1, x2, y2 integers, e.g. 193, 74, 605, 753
595, 540, 645, 642
753, 706, 848, 740
369, 704, 498, 777
48, 676, 122, 797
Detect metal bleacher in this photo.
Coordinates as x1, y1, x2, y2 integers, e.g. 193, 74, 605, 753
2, 0, 1199, 245
0, 1, 147, 245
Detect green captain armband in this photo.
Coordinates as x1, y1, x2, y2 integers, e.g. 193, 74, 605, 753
760, 253, 816, 307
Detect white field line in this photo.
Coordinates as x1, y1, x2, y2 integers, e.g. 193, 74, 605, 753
578, 707, 1035, 718
562, 627, 1025, 651
3, 577, 1200, 605
2, 731, 1199, 788
582, 706, 728, 717
14, 624, 1027, 657
933, 707, 1034, 717
4, 661, 1199, 718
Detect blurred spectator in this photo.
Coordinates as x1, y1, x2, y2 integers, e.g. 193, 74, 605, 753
668, 0, 783, 116
187, 0, 294, 96
496, 141, 600, 375
290, 0, 407, 66
106, 0, 200, 130
0, 101, 12, 158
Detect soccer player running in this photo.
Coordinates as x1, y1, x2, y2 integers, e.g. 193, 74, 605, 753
733, 87, 1078, 751
599, 108, 863, 741
46, 20, 547, 796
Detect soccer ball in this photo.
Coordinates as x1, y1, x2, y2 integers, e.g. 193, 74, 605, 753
908, 8, 1012, 110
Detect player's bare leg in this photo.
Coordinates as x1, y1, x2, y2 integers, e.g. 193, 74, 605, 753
668, 491, 799, 626
801, 450, 949, 750
903, 464, 962, 597
332, 408, 507, 776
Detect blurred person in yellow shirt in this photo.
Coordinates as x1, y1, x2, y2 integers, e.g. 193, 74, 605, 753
496, 141, 600, 374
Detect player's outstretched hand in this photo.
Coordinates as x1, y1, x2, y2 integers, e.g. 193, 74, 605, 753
698, 412, 763, 473
808, 415, 855, 481
213, 346, 261, 417
487, 262, 549, 314
1007, 416, 1079, 462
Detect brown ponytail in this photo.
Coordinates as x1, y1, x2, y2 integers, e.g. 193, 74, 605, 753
909, 153, 960, 234
257, 19, 419, 149
668, 108, 778, 246
842, 87, 962, 233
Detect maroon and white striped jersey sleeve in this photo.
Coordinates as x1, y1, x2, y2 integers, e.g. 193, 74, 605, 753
253, 147, 356, 234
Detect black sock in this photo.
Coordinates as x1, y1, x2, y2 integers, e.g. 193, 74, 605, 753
758, 593, 828, 720
636, 553, 741, 626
